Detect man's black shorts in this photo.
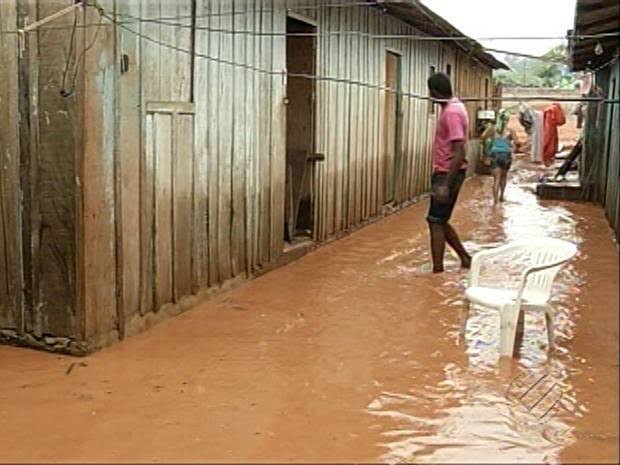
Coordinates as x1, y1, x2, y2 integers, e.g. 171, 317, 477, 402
426, 170, 466, 224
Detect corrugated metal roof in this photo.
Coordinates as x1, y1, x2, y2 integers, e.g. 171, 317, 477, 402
379, 0, 509, 70
569, 0, 620, 71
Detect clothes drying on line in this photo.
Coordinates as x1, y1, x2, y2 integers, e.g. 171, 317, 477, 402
530, 110, 544, 164
543, 103, 566, 167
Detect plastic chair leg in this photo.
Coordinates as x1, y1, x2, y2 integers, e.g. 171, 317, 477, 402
514, 308, 526, 353
545, 306, 555, 350
499, 304, 521, 357
459, 300, 470, 341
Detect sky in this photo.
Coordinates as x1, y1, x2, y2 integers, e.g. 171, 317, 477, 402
421, 0, 578, 58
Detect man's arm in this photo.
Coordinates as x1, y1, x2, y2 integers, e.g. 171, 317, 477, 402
444, 112, 468, 186
435, 139, 466, 202
445, 139, 467, 186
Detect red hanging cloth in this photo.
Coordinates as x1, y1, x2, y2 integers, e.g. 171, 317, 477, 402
543, 103, 566, 167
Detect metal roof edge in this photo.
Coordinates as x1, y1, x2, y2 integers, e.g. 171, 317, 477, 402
378, 0, 509, 70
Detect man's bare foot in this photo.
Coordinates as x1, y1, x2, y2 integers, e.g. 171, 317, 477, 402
461, 254, 472, 269
432, 266, 444, 274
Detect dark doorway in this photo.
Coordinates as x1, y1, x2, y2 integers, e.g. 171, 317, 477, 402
284, 16, 316, 244
383, 51, 402, 204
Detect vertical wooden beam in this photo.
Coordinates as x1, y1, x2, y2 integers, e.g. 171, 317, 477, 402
116, 0, 142, 325
82, 0, 118, 340
0, 0, 23, 332
16, 0, 40, 336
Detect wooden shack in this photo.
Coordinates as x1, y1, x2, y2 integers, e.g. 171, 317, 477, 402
0, 0, 505, 353
569, 0, 620, 240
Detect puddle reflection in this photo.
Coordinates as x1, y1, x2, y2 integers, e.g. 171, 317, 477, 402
367, 162, 589, 463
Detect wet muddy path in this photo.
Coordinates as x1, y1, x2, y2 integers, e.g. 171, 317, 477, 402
1, 157, 618, 463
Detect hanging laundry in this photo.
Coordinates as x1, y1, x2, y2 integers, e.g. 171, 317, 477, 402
573, 72, 593, 129
519, 109, 533, 134
579, 73, 593, 96
531, 110, 544, 163
543, 103, 566, 167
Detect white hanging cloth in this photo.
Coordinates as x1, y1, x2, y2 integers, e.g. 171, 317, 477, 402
531, 110, 544, 163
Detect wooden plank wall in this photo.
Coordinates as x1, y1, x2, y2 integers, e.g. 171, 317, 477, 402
0, 0, 22, 332
583, 59, 620, 241
581, 69, 607, 204
9, 0, 86, 340
81, 0, 117, 340
32, 0, 80, 337
81, 0, 288, 340
95, 0, 197, 337
300, 1, 493, 241
10, 0, 492, 346
194, 0, 286, 281
602, 59, 619, 240
81, 0, 493, 342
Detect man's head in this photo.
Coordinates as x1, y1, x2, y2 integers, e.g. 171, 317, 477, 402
427, 72, 453, 101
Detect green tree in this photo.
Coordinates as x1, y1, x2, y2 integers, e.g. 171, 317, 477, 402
537, 63, 562, 87
494, 44, 575, 89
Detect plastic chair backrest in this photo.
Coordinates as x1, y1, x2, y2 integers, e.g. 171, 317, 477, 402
518, 238, 578, 301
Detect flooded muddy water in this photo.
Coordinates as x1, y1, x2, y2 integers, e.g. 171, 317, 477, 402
0, 155, 618, 463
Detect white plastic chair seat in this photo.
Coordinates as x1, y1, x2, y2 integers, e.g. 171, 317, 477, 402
461, 238, 578, 358
465, 286, 548, 309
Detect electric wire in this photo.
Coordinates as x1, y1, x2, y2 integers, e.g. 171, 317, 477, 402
98, 6, 620, 104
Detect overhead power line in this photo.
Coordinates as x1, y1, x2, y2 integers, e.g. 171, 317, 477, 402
4, 20, 617, 44
8, 12, 616, 64
5, 17, 617, 44
5, 1, 619, 104
111, 11, 620, 44
3, 1, 617, 45
92, 5, 573, 64
99, 9, 620, 105
1, 0, 615, 65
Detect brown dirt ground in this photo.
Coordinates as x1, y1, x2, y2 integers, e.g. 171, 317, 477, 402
0, 119, 617, 464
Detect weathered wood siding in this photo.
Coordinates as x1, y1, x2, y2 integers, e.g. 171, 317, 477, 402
583, 58, 620, 240
602, 60, 620, 240
103, 0, 288, 339
0, 0, 22, 332
2, 0, 84, 347
291, 1, 493, 240
100, 0, 493, 339
113, 0, 196, 333
3, 0, 494, 351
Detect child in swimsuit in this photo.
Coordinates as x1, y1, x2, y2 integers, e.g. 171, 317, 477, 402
481, 110, 515, 204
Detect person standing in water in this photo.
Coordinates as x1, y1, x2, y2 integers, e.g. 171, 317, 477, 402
426, 73, 471, 273
481, 109, 515, 204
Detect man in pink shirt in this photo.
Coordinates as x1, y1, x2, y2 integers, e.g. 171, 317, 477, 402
426, 73, 471, 273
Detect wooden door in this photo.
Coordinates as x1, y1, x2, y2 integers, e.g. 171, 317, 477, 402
383, 51, 402, 204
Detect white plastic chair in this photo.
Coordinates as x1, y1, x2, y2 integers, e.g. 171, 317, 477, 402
461, 238, 578, 357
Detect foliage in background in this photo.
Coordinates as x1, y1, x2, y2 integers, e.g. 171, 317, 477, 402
494, 45, 577, 89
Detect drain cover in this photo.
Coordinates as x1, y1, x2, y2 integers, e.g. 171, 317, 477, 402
507, 371, 565, 420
